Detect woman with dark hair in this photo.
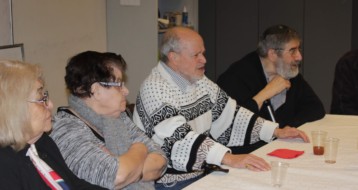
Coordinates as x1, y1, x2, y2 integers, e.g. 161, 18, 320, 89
50, 51, 167, 190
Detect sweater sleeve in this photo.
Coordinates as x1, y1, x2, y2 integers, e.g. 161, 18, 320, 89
122, 113, 168, 159
50, 114, 118, 189
208, 87, 277, 146
134, 100, 230, 170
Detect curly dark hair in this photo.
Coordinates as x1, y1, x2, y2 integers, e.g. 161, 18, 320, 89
65, 51, 127, 98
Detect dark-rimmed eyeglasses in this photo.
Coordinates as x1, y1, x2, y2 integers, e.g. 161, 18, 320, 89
99, 81, 125, 89
275, 47, 302, 56
28, 90, 49, 107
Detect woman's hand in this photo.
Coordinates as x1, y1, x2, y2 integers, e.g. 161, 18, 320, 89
114, 143, 148, 189
141, 153, 167, 181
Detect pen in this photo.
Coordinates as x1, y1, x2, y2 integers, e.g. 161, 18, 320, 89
265, 101, 276, 123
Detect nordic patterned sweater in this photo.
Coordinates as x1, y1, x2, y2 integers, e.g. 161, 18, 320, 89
133, 62, 278, 183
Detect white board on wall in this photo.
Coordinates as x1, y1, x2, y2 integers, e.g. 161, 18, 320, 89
0, 44, 24, 61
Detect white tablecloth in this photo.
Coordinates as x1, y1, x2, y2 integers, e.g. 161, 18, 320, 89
184, 114, 358, 190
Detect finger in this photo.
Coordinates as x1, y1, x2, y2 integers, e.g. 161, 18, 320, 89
245, 161, 270, 171
299, 130, 310, 142
136, 173, 143, 182
247, 156, 271, 171
245, 163, 262, 171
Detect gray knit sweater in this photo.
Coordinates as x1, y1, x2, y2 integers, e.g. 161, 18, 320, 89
50, 95, 166, 190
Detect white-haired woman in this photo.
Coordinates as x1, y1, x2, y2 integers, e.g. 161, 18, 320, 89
0, 60, 106, 190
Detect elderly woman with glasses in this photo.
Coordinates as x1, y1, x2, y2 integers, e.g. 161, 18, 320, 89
0, 60, 106, 190
50, 51, 167, 190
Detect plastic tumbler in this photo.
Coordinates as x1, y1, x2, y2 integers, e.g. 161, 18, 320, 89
271, 161, 289, 187
311, 130, 327, 155
324, 137, 339, 164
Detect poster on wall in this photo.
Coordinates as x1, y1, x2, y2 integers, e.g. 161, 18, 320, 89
0, 0, 13, 46
0, 44, 24, 61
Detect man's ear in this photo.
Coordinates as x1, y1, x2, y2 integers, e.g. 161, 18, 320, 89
267, 48, 278, 61
168, 51, 177, 62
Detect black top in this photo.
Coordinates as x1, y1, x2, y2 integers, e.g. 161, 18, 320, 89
218, 51, 325, 128
330, 49, 358, 115
217, 51, 325, 153
0, 133, 107, 190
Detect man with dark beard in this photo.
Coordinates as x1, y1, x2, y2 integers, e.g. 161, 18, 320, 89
217, 24, 325, 153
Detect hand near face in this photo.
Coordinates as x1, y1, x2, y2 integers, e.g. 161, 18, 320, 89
253, 75, 291, 109
264, 75, 291, 98
222, 153, 271, 171
274, 126, 310, 142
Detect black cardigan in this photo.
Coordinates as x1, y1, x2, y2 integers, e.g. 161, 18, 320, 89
218, 51, 325, 128
330, 49, 358, 115
0, 133, 107, 190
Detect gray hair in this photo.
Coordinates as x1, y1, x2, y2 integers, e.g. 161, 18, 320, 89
257, 24, 301, 57
159, 27, 184, 63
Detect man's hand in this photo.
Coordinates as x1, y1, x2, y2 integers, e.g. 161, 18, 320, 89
265, 75, 291, 96
274, 126, 310, 142
253, 75, 291, 109
222, 153, 271, 171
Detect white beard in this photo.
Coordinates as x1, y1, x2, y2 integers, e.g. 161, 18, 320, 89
276, 59, 300, 79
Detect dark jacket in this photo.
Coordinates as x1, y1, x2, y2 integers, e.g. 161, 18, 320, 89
218, 51, 325, 127
330, 49, 358, 115
217, 51, 325, 153
0, 133, 107, 190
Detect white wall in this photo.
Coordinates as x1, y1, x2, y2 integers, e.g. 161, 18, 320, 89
107, 0, 158, 104
10, 0, 159, 107
12, 0, 107, 110
0, 0, 12, 45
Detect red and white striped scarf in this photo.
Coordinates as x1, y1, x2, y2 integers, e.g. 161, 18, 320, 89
26, 144, 69, 190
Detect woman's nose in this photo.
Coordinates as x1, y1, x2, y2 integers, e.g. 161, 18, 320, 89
47, 100, 54, 110
122, 86, 129, 96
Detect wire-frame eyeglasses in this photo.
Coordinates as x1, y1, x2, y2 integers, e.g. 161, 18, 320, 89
28, 90, 49, 107
99, 81, 125, 89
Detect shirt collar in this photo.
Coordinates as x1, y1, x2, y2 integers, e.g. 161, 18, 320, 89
160, 61, 193, 92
